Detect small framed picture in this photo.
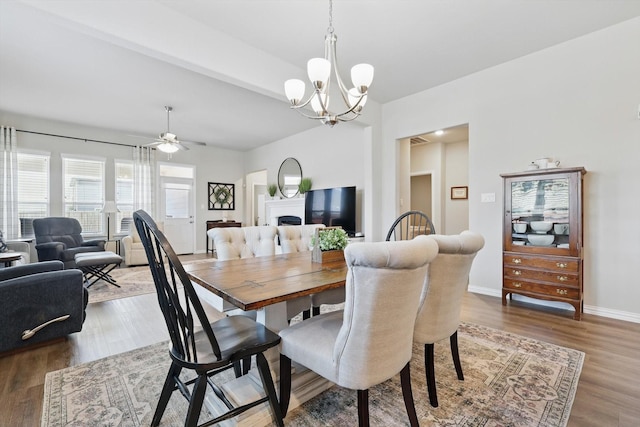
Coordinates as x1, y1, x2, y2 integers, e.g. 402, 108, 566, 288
451, 186, 468, 200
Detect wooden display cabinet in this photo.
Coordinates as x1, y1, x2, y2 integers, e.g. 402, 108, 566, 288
501, 167, 586, 320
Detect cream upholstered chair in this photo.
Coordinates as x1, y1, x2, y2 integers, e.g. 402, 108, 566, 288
277, 224, 324, 253
415, 230, 485, 407
277, 224, 325, 320
196, 226, 277, 315
209, 225, 277, 260
4, 240, 31, 265
121, 221, 163, 266
279, 235, 439, 426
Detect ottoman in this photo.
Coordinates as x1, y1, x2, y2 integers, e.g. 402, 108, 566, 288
74, 251, 123, 288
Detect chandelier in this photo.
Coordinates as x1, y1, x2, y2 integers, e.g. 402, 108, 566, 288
284, 0, 374, 127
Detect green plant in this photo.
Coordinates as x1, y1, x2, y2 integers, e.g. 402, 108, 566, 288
315, 228, 349, 251
298, 177, 312, 194
267, 183, 277, 197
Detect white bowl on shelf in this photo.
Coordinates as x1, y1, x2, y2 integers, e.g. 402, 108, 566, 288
530, 221, 553, 233
527, 234, 555, 246
513, 223, 527, 233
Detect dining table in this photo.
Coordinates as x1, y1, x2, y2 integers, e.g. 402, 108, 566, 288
184, 251, 348, 425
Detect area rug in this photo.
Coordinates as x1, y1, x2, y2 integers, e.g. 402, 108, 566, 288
87, 265, 157, 304
86, 259, 214, 304
41, 322, 584, 426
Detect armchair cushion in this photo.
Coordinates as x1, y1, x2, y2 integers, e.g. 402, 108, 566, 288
33, 217, 105, 268
0, 260, 88, 353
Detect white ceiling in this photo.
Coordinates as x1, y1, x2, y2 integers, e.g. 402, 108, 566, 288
1, 0, 640, 151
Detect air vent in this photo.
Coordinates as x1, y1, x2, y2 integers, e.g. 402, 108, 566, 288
410, 136, 430, 146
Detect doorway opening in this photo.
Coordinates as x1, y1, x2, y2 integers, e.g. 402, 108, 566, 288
401, 123, 469, 235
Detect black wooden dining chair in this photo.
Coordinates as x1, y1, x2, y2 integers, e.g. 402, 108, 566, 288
132, 210, 284, 427
385, 210, 436, 241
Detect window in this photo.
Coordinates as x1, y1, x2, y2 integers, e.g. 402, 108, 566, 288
17, 152, 50, 237
115, 161, 134, 234
63, 156, 105, 234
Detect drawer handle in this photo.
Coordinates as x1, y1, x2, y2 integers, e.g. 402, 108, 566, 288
513, 270, 522, 276
557, 276, 568, 282
513, 258, 522, 264
513, 282, 522, 288
556, 262, 568, 268
556, 289, 568, 295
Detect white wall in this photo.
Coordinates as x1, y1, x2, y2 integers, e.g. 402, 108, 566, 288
381, 17, 640, 321
444, 141, 469, 234
244, 122, 368, 233
0, 111, 246, 253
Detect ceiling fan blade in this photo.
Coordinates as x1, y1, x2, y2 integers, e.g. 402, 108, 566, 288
181, 139, 207, 147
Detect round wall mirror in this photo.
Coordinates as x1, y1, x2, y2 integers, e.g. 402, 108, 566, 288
278, 157, 302, 198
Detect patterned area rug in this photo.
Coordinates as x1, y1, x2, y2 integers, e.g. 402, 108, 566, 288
87, 265, 157, 304
88, 259, 216, 304
41, 323, 584, 426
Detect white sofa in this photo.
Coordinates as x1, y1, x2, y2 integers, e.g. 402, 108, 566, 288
121, 221, 163, 266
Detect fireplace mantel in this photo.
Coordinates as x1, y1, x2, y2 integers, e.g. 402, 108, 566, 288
264, 198, 305, 226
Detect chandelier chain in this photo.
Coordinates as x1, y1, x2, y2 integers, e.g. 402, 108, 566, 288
327, 0, 334, 34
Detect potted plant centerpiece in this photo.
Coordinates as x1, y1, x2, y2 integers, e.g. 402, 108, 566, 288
312, 227, 349, 263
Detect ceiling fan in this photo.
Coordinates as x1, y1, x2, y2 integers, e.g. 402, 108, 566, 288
143, 106, 206, 153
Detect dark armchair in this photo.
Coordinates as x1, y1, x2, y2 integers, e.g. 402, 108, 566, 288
33, 217, 105, 268
0, 261, 88, 353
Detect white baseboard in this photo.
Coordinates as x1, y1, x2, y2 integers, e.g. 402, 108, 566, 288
468, 285, 640, 324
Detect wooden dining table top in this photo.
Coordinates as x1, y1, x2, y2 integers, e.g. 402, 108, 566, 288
184, 252, 347, 312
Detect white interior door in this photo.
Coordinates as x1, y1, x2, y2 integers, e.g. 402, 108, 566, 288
161, 179, 194, 254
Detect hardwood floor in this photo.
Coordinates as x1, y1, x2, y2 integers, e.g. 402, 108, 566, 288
1, 259, 639, 426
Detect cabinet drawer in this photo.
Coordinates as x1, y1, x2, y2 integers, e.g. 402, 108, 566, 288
503, 267, 579, 286
504, 278, 580, 299
503, 253, 579, 272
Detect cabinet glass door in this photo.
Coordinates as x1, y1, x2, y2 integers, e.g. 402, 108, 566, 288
510, 177, 570, 249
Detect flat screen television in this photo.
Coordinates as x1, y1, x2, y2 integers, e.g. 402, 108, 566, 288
304, 186, 357, 236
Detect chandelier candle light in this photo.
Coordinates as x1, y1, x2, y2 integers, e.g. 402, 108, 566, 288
284, 0, 374, 126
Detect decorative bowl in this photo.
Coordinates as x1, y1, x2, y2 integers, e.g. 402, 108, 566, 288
527, 234, 554, 246
513, 223, 527, 233
530, 221, 553, 233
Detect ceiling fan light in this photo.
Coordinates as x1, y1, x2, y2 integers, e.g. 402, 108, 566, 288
351, 63, 374, 93
157, 142, 179, 153
284, 79, 306, 105
307, 58, 331, 90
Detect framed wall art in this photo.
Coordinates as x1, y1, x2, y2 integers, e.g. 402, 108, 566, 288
451, 186, 468, 200
208, 182, 235, 210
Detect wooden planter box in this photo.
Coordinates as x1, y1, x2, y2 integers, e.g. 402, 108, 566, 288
312, 248, 344, 264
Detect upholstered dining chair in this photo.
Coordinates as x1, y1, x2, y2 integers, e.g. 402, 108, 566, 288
416, 230, 485, 407
132, 210, 284, 427
385, 210, 436, 241
277, 224, 325, 320
209, 225, 277, 260
196, 226, 278, 313
279, 235, 439, 426
33, 217, 105, 268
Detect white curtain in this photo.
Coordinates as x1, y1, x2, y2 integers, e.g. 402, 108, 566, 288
0, 127, 19, 239
133, 146, 156, 218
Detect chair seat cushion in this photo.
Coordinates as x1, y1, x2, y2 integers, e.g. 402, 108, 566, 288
177, 315, 281, 369
279, 310, 343, 383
